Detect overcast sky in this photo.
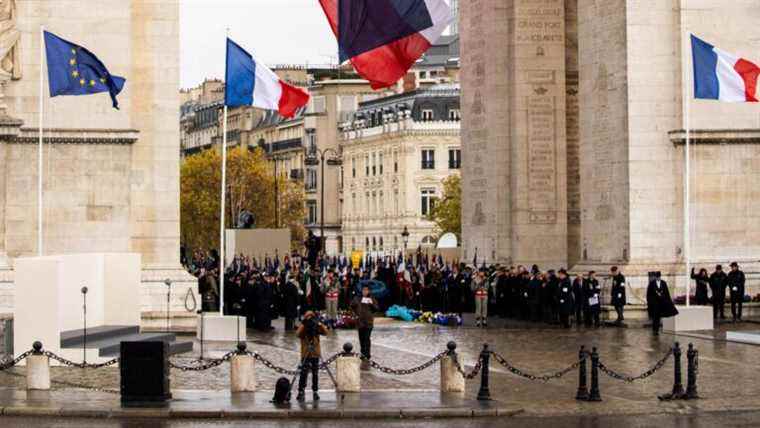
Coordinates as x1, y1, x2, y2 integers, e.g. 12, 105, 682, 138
180, 0, 338, 89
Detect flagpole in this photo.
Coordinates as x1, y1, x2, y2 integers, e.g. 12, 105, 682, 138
219, 28, 230, 317
38, 25, 44, 257
219, 104, 228, 316
681, 2, 691, 307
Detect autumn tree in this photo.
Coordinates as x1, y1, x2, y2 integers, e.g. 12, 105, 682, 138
429, 174, 462, 240
180, 146, 305, 253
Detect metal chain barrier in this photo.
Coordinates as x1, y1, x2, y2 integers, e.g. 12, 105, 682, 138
247, 351, 300, 376
490, 351, 584, 382
169, 351, 236, 371
318, 351, 346, 371
0, 350, 33, 371
597, 349, 673, 383
43, 351, 119, 369
451, 353, 484, 380
360, 350, 448, 376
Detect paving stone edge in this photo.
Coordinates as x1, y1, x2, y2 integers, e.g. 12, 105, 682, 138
0, 405, 523, 420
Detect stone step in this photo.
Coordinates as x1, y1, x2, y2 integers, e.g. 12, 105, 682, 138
60, 325, 140, 348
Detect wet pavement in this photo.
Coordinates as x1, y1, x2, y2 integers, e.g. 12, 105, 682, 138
2, 317, 760, 418
4, 411, 760, 427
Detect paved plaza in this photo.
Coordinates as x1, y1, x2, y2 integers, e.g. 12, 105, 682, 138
2, 319, 760, 419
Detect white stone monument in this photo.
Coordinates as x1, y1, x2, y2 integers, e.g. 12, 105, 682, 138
13, 253, 141, 364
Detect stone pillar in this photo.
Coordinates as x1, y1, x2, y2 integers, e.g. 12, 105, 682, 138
230, 354, 256, 393
26, 354, 50, 391
335, 355, 361, 393
462, 0, 568, 267
440, 355, 465, 393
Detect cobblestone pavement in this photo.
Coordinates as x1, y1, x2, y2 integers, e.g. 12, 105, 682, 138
2, 318, 760, 417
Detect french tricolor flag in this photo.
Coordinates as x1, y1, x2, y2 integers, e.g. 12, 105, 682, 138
225, 38, 310, 117
692, 35, 760, 103
318, 0, 453, 90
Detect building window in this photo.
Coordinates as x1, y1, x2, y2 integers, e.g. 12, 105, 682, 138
448, 148, 461, 169
393, 151, 398, 173
307, 201, 317, 224
372, 152, 377, 176
371, 191, 377, 217
372, 237, 377, 251
394, 189, 399, 216
419, 71, 427, 79
379, 191, 384, 216
421, 149, 435, 170
351, 237, 356, 251
449, 109, 461, 120
365, 192, 370, 216
421, 109, 434, 121
421, 188, 437, 217
379, 152, 384, 175
365, 154, 370, 176
352, 157, 356, 178
379, 237, 384, 251
365, 237, 369, 249
305, 168, 318, 191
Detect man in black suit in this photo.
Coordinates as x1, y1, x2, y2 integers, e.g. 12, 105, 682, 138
646, 272, 678, 336
727, 262, 746, 322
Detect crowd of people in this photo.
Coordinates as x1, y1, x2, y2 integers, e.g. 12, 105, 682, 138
183, 238, 749, 339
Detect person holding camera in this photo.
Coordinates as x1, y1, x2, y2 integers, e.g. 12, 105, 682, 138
351, 285, 378, 370
296, 311, 328, 402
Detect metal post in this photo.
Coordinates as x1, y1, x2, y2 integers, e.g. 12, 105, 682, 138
198, 309, 205, 361
164, 279, 172, 333
81, 286, 88, 364
320, 152, 326, 254
686, 343, 699, 399
477, 344, 491, 401
233, 303, 241, 344
588, 347, 602, 402
575, 345, 589, 400
671, 342, 685, 398
343, 342, 354, 356
274, 157, 279, 229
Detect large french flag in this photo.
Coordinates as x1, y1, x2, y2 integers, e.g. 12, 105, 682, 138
225, 38, 310, 117
692, 35, 760, 102
318, 0, 453, 90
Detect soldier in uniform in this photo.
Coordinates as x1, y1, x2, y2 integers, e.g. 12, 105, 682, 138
473, 269, 489, 328
322, 269, 340, 329
709, 264, 728, 320
583, 271, 601, 327
557, 269, 574, 328
727, 262, 746, 322
610, 266, 627, 325
646, 272, 678, 336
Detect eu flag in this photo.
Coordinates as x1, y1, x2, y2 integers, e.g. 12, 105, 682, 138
44, 31, 126, 109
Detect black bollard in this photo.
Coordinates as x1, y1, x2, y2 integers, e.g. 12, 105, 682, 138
447, 341, 457, 357
343, 342, 354, 356
685, 343, 699, 399
588, 347, 602, 402
477, 344, 491, 401
671, 342, 685, 398
236, 341, 247, 355
32, 341, 43, 355
575, 346, 589, 401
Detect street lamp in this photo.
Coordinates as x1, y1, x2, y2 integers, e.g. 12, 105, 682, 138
305, 147, 342, 254
401, 226, 410, 252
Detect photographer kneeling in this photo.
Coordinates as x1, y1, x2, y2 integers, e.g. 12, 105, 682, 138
296, 311, 329, 402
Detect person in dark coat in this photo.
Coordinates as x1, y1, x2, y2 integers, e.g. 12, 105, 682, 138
495, 267, 509, 318
449, 266, 465, 316
727, 262, 746, 322
254, 272, 275, 331
690, 267, 710, 306
528, 272, 543, 322
646, 272, 678, 336
557, 269, 574, 328
572, 274, 584, 326
282, 273, 300, 331
351, 286, 378, 370
709, 265, 728, 320
583, 271, 601, 327
610, 266, 627, 325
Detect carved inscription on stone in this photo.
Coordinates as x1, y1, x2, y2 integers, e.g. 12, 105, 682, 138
527, 93, 558, 224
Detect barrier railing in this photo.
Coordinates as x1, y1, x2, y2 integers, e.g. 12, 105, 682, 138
0, 339, 700, 403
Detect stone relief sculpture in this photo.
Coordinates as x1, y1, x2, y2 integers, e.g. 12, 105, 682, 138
0, 0, 20, 80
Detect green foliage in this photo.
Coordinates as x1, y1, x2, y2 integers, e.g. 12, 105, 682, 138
180, 146, 306, 253
429, 174, 461, 240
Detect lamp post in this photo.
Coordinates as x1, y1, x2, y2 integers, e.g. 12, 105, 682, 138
305, 147, 342, 254
269, 143, 286, 229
